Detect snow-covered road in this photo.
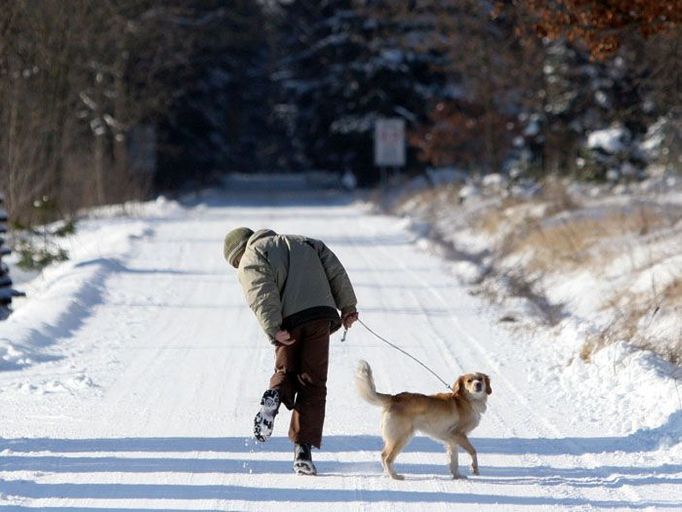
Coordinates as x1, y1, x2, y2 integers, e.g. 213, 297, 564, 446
1, 178, 680, 510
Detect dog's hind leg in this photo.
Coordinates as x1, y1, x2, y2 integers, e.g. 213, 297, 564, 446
451, 433, 479, 476
380, 417, 412, 480
381, 436, 410, 480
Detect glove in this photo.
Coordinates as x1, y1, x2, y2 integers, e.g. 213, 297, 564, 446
342, 311, 359, 329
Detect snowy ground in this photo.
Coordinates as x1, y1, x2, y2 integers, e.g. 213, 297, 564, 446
0, 175, 680, 511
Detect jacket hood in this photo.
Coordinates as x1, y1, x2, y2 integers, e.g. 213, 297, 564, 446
248, 229, 278, 244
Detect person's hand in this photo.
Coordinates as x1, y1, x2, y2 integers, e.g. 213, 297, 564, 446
342, 311, 359, 329
274, 330, 296, 345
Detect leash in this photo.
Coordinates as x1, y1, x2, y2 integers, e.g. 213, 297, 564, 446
342, 319, 453, 391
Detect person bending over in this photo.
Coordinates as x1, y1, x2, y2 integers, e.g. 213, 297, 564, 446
224, 227, 358, 475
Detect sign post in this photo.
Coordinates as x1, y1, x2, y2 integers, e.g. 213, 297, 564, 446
374, 118, 405, 186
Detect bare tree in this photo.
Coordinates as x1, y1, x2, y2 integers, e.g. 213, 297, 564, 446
0, 1, 224, 225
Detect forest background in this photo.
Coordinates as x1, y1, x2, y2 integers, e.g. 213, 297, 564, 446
0, 0, 680, 225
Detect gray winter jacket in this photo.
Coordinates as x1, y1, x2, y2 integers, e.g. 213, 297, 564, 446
237, 229, 357, 341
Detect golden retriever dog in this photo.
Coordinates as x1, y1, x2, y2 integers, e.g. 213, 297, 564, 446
355, 359, 491, 480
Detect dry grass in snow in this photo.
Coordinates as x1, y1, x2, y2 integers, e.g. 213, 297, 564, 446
388, 174, 682, 365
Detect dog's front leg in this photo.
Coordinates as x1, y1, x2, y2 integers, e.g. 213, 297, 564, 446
446, 443, 465, 479
453, 433, 479, 476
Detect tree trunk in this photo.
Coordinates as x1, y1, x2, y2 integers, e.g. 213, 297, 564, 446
94, 134, 106, 205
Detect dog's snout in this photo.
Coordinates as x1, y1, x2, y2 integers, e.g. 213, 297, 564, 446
474, 381, 482, 392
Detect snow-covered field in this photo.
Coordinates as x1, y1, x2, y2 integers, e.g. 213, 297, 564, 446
1, 175, 680, 511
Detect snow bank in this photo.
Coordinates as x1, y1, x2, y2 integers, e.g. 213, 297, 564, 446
0, 197, 183, 371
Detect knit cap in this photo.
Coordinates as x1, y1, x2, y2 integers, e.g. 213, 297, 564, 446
224, 227, 254, 268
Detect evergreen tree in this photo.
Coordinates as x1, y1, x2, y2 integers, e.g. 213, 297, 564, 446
507, 0, 680, 180
509, 39, 653, 181
273, 0, 447, 185
155, 1, 275, 189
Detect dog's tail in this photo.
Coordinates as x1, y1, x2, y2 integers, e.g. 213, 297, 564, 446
355, 360, 392, 407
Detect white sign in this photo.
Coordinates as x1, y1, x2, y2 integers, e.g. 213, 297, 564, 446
374, 118, 405, 167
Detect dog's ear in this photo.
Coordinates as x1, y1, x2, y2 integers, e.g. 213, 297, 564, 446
452, 376, 465, 395
482, 373, 492, 395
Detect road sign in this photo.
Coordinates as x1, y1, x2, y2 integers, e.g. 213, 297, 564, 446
374, 118, 405, 167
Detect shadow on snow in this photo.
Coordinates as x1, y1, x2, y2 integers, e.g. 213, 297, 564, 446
1, 412, 679, 509
2, 410, 678, 456
0, 480, 678, 509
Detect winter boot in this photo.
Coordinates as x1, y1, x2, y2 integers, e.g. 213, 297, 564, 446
293, 443, 317, 475
253, 389, 280, 442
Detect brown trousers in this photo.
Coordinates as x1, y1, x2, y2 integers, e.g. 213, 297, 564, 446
269, 318, 330, 448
